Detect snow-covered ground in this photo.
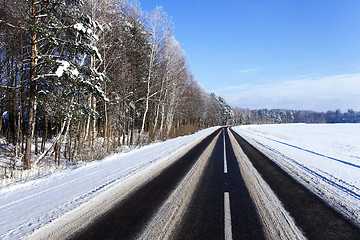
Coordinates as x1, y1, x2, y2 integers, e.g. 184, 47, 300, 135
0, 127, 218, 239
232, 123, 360, 226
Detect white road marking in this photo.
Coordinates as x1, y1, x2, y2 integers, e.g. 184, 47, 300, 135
224, 192, 233, 240
223, 131, 228, 174
224, 130, 232, 239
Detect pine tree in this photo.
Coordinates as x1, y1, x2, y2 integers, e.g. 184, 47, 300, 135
22, 0, 107, 169
210, 93, 234, 125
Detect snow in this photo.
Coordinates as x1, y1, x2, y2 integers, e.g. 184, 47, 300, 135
73, 23, 86, 33
91, 45, 102, 61
55, 60, 70, 77
74, 22, 99, 41
232, 123, 360, 225
2, 111, 9, 119
55, 60, 80, 77
96, 21, 104, 32
70, 68, 79, 77
0, 127, 218, 239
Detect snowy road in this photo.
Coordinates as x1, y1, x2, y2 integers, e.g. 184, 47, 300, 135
0, 127, 219, 239
70, 128, 360, 239
71, 128, 222, 239
1, 125, 360, 239
71, 128, 267, 239
174, 128, 265, 240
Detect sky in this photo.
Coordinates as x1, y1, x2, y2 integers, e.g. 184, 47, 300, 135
140, 0, 360, 112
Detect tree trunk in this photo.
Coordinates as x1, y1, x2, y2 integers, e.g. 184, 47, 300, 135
35, 120, 67, 165
23, 0, 38, 170
35, 129, 38, 155
57, 118, 71, 166
130, 108, 135, 145
166, 111, 173, 137
84, 96, 91, 144
140, 51, 154, 136
153, 103, 160, 133
11, 54, 18, 145
159, 104, 165, 137
41, 118, 48, 153
14, 105, 21, 162
91, 95, 96, 147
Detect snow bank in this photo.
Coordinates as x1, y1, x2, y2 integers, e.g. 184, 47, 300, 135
232, 124, 360, 226
0, 127, 218, 239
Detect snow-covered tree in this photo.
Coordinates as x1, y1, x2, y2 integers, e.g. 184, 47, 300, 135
139, 6, 172, 136
21, 0, 107, 169
1, 0, 238, 177
210, 93, 234, 125
122, 2, 151, 144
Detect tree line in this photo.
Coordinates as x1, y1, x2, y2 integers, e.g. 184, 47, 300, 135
1, 0, 357, 175
0, 0, 231, 172
233, 108, 360, 125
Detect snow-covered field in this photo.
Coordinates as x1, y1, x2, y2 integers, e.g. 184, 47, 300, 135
232, 123, 360, 226
0, 127, 218, 239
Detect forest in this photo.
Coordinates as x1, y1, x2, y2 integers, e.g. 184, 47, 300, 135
1, 0, 358, 178
0, 0, 233, 174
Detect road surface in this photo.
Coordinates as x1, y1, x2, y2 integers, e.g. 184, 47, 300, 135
70, 127, 360, 240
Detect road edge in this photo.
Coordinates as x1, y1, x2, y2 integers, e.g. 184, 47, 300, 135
228, 128, 306, 240
137, 130, 221, 239
25, 127, 221, 240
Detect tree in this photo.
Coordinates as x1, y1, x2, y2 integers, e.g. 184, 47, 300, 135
210, 93, 234, 125
21, 0, 107, 169
139, 6, 171, 136
1, 0, 234, 177
121, 1, 150, 144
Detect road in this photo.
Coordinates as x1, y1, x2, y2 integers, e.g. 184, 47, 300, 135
70, 127, 360, 240
174, 128, 265, 240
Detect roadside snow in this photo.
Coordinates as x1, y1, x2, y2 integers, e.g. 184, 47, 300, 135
0, 127, 218, 239
232, 124, 360, 226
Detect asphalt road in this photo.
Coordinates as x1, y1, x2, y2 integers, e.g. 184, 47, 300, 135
69, 127, 360, 240
174, 129, 265, 239
69, 128, 221, 240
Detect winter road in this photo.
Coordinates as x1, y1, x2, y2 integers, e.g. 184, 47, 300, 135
70, 128, 360, 240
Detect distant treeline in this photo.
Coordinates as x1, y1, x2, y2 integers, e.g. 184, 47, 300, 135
233, 108, 360, 125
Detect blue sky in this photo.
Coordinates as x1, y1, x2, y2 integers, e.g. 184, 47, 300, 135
141, 0, 360, 111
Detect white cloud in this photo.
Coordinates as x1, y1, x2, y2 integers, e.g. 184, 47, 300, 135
233, 67, 261, 74
240, 68, 258, 73
214, 73, 360, 111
